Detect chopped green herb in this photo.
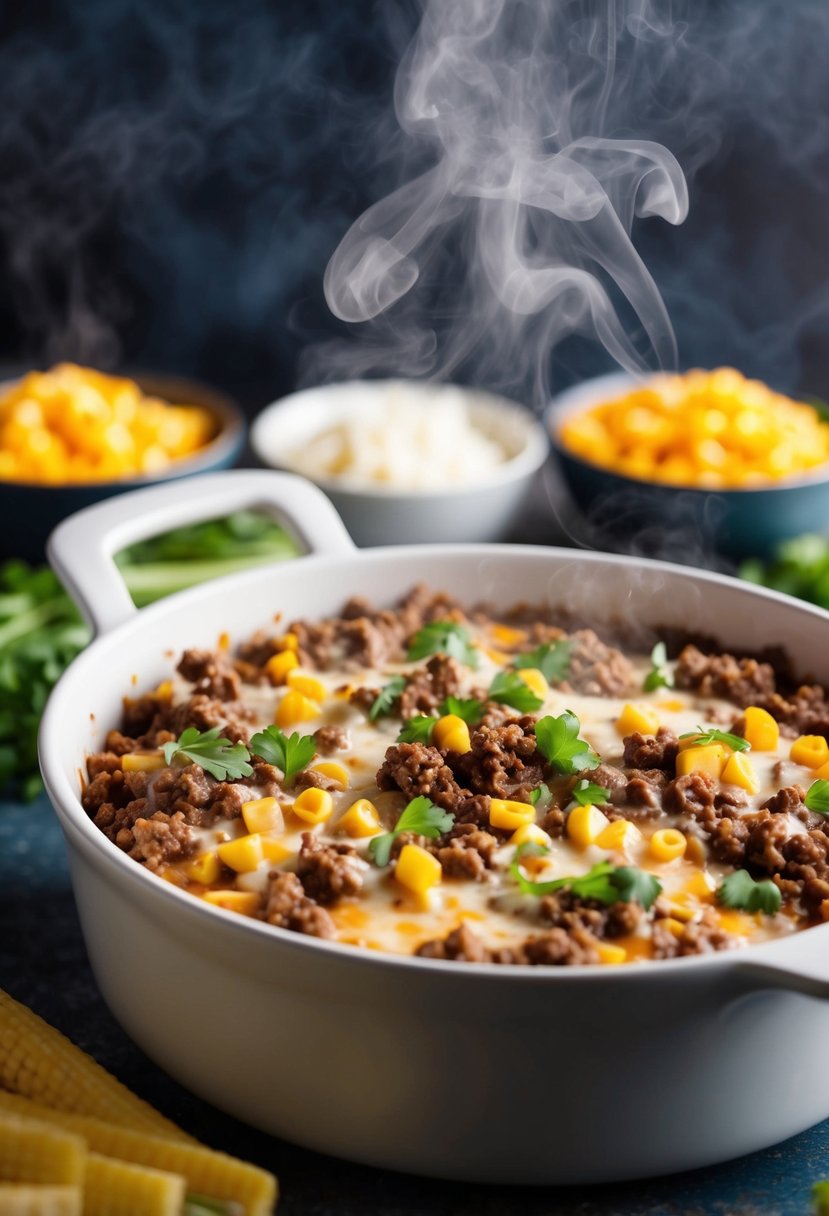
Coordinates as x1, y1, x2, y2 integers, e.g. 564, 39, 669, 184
812, 1180, 829, 1215
440, 695, 483, 724
529, 784, 552, 810
248, 725, 315, 784
368, 795, 455, 867
643, 641, 674, 692
488, 670, 543, 713
717, 869, 781, 915
397, 715, 439, 744
407, 620, 479, 668
805, 779, 829, 815
514, 640, 573, 685
163, 727, 253, 782
369, 675, 406, 721
184, 1196, 241, 1216
535, 711, 600, 775
570, 778, 611, 807
679, 725, 751, 752
510, 850, 662, 909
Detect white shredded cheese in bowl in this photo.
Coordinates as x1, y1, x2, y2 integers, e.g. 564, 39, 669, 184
284, 384, 507, 491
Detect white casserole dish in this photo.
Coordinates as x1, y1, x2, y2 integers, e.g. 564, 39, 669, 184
39, 469, 829, 1185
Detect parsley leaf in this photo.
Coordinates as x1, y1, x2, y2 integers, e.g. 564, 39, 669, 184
510, 851, 662, 909
397, 715, 439, 744
535, 711, 600, 775
529, 784, 552, 810
488, 670, 543, 713
248, 725, 315, 784
369, 675, 406, 721
805, 779, 829, 815
407, 620, 479, 668
570, 778, 610, 807
679, 725, 751, 752
514, 640, 573, 685
643, 641, 674, 692
163, 727, 253, 781
368, 796, 455, 867
440, 695, 483, 724
717, 869, 781, 915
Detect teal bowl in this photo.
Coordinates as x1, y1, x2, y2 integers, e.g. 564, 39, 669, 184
545, 372, 829, 560
1, 372, 246, 563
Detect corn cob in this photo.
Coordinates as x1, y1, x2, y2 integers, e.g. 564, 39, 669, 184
84, 1153, 186, 1216
0, 1185, 82, 1215
0, 990, 190, 1142
0, 1114, 85, 1186
0, 1095, 276, 1216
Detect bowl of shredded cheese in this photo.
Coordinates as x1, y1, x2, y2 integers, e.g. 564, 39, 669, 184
251, 379, 549, 546
547, 368, 829, 557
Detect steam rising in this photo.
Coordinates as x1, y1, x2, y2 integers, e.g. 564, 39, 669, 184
324, 0, 689, 399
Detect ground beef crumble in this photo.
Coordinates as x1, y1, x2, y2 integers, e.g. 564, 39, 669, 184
84, 585, 829, 966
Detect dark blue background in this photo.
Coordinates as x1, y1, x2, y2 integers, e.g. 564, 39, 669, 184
1, 1, 829, 412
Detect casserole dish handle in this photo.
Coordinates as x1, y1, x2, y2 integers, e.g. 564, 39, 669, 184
47, 469, 356, 637
732, 959, 829, 1001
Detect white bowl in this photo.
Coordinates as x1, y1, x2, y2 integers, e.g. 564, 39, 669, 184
250, 379, 549, 546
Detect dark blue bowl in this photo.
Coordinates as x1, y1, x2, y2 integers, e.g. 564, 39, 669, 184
1, 372, 246, 562
546, 372, 829, 560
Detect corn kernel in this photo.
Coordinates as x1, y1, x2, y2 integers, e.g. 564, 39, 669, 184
287, 670, 327, 702
675, 743, 727, 779
516, 668, 549, 700
661, 917, 686, 939
491, 624, 527, 646
721, 751, 760, 794
717, 909, 755, 936
596, 942, 627, 965
266, 651, 300, 685
260, 837, 293, 864
312, 761, 350, 788
743, 706, 779, 751
616, 703, 660, 737
338, 799, 383, 838
395, 843, 442, 895
489, 798, 536, 831
790, 734, 829, 769
433, 714, 472, 755
566, 803, 610, 848
276, 690, 321, 729
152, 680, 173, 700
683, 870, 715, 899
274, 632, 299, 652
183, 852, 220, 884
241, 796, 283, 835
595, 819, 641, 851
202, 890, 261, 916
484, 647, 511, 665
509, 822, 553, 849
121, 753, 165, 773
649, 828, 687, 863
291, 787, 334, 825
216, 834, 265, 873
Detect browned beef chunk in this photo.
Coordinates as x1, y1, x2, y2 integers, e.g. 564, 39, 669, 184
622, 727, 679, 772
177, 648, 242, 701
674, 644, 776, 706
265, 871, 334, 937
296, 832, 364, 905
130, 811, 196, 869
399, 655, 463, 719
454, 718, 545, 798
313, 725, 349, 754
560, 630, 635, 698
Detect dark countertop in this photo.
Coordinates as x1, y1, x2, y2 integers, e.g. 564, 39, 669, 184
3, 795, 829, 1215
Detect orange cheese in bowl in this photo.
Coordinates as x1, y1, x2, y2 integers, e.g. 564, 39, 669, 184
558, 367, 829, 488
0, 364, 216, 484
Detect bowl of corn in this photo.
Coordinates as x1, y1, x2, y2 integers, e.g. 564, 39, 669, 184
546, 367, 829, 557
0, 364, 245, 559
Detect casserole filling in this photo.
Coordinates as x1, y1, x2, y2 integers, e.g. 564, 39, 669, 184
82, 586, 829, 966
